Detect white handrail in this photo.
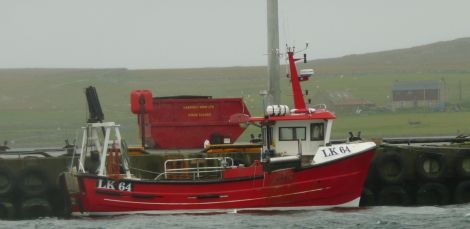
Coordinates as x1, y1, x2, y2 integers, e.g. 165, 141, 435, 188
161, 157, 234, 180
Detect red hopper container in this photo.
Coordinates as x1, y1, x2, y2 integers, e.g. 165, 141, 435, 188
131, 94, 251, 149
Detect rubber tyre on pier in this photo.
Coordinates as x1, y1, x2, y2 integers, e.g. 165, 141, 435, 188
20, 197, 52, 219
52, 174, 72, 218
455, 152, 470, 179
454, 180, 470, 204
416, 153, 447, 181
18, 167, 50, 197
359, 187, 376, 206
0, 167, 15, 196
0, 198, 15, 219
374, 152, 406, 184
377, 185, 410, 206
416, 182, 450, 206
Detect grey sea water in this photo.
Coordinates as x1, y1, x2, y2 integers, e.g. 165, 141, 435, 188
2, 204, 470, 229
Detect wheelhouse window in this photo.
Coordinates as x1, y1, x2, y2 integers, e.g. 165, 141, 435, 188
310, 123, 325, 141
279, 127, 306, 141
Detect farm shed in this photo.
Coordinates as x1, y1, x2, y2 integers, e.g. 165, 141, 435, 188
391, 80, 447, 111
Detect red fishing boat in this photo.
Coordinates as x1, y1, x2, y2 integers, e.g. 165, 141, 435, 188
61, 47, 376, 216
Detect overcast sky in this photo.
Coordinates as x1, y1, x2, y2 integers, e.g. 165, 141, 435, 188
1, 0, 469, 69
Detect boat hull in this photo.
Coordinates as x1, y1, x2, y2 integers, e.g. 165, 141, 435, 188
68, 148, 374, 215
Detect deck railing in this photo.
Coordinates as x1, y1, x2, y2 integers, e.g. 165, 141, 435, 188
156, 157, 234, 180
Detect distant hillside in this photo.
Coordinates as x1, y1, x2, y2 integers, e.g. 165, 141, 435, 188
306, 37, 470, 75
2, 37, 469, 78
2, 37, 470, 147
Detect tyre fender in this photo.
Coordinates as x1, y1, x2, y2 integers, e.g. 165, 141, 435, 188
18, 166, 51, 197
416, 153, 447, 180
416, 182, 450, 205
454, 180, 470, 204
455, 151, 470, 179
0, 198, 15, 219
359, 187, 376, 207
374, 152, 406, 184
20, 197, 52, 219
378, 185, 410, 206
0, 167, 15, 196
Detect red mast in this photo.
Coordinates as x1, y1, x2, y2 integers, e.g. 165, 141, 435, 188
287, 49, 308, 113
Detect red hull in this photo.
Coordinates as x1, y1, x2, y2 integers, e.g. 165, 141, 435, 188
71, 150, 374, 215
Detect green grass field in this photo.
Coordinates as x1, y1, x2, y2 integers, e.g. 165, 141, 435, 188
333, 111, 470, 138
1, 39, 470, 147
1, 66, 469, 147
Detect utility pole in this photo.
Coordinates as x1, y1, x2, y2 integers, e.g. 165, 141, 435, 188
266, 0, 281, 105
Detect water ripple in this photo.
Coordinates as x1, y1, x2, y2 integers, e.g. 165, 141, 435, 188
1, 204, 470, 229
